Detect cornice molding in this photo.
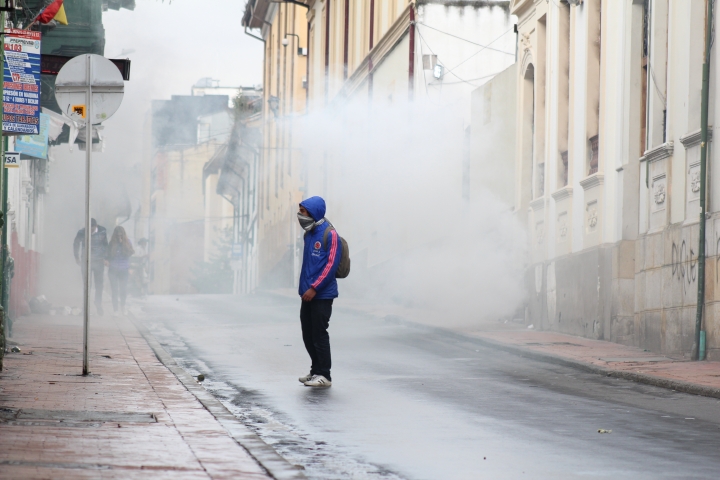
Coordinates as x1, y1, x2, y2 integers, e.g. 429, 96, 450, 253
580, 173, 604, 191
529, 197, 546, 211
680, 128, 713, 148
640, 141, 673, 163
341, 3, 412, 99
551, 186, 573, 202
511, 0, 535, 17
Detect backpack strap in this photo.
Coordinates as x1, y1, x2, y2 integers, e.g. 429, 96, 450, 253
322, 226, 335, 249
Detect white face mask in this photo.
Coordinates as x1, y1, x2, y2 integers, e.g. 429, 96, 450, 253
297, 213, 315, 231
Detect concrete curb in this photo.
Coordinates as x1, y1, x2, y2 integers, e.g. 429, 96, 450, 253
465, 334, 720, 400
130, 317, 306, 480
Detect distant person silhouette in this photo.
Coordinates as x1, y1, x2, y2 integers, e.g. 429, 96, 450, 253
73, 218, 108, 315
107, 226, 134, 315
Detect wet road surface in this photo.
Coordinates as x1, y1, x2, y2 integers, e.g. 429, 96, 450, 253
138, 294, 720, 479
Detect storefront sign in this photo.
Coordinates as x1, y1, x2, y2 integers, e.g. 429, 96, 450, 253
16, 112, 50, 159
3, 151, 19, 168
2, 29, 41, 135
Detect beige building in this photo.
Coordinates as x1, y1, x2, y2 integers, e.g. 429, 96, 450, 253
472, 0, 720, 359
243, 0, 309, 289
140, 93, 231, 294
244, 0, 514, 290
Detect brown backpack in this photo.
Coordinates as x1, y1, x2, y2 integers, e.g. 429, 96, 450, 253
322, 226, 350, 279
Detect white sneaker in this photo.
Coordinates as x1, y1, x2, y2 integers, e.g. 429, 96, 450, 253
298, 372, 313, 383
304, 375, 332, 387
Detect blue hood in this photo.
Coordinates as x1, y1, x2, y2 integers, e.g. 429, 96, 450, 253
300, 196, 326, 221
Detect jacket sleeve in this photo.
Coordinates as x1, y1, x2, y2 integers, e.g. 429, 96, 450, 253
310, 229, 340, 291
73, 230, 83, 261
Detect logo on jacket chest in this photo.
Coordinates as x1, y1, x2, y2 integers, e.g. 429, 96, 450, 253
313, 241, 321, 250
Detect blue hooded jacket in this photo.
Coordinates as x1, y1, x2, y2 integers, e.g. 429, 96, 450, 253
299, 196, 341, 300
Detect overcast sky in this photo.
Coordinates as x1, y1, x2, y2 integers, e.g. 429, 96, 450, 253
104, 0, 264, 97
96, 0, 264, 163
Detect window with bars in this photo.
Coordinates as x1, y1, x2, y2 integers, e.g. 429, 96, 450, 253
588, 135, 599, 175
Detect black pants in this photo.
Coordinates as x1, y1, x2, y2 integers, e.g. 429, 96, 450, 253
108, 268, 129, 311
81, 263, 105, 306
300, 299, 333, 380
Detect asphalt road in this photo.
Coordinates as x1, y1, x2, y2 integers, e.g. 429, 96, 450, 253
138, 294, 720, 480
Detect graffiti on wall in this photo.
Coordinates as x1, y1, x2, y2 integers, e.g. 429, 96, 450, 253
671, 240, 696, 293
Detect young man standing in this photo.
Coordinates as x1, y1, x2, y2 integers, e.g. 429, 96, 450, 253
297, 196, 342, 388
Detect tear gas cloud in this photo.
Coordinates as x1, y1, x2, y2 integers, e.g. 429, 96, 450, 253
295, 99, 528, 327
33, 1, 526, 327
37, 0, 263, 305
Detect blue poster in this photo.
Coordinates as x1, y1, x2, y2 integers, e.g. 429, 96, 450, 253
2, 29, 41, 135
16, 113, 50, 159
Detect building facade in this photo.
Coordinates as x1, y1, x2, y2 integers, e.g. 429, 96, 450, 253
142, 94, 230, 294
243, 0, 310, 290
477, 0, 720, 359
243, 0, 515, 292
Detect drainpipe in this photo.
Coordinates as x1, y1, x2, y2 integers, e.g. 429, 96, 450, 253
0, 9, 6, 369
693, 0, 714, 361
325, 0, 330, 104
408, 4, 415, 101
368, 0, 375, 102
244, 26, 265, 43
307, 20, 310, 110
344, 0, 350, 80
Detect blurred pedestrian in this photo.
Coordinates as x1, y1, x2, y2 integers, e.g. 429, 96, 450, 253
107, 226, 135, 315
297, 196, 342, 388
73, 218, 108, 315
133, 238, 149, 296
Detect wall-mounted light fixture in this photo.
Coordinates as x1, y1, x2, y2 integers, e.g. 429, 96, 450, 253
282, 33, 306, 56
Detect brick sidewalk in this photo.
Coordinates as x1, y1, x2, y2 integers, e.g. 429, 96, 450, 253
0, 313, 274, 479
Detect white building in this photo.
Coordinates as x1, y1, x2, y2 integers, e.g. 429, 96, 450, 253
473, 0, 720, 359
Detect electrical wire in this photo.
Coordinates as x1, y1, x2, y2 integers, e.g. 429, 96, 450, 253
417, 27, 430, 97
415, 26, 505, 88
426, 25, 514, 82
647, 60, 666, 107
428, 71, 503, 86
414, 22, 515, 56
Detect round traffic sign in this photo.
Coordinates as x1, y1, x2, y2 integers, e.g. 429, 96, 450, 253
54, 54, 124, 125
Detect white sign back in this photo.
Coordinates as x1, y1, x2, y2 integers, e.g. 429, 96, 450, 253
54, 54, 124, 124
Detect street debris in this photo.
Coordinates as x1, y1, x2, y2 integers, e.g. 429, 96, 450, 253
10, 346, 21, 353
62, 306, 72, 316
197, 374, 205, 382
597, 429, 612, 434
29, 295, 52, 314
527, 324, 534, 329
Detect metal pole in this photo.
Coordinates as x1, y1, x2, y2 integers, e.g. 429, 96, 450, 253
0, 10, 6, 368
693, 0, 714, 361
1, 136, 8, 321
82, 56, 93, 375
